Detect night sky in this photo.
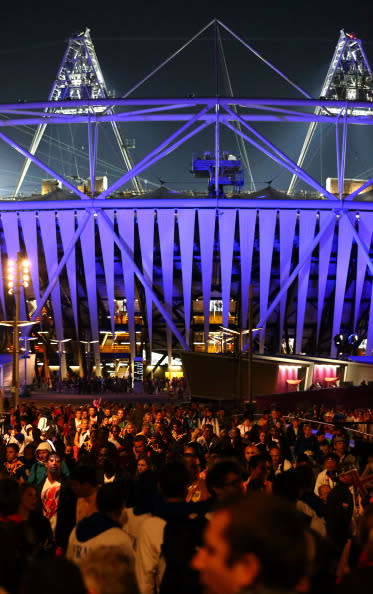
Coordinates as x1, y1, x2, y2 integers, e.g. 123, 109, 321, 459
1, 0, 373, 196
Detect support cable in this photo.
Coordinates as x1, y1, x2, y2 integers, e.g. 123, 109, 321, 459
217, 29, 255, 191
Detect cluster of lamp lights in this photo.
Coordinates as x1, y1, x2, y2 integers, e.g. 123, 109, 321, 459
0, 255, 36, 409
2, 261, 145, 397
7, 258, 30, 294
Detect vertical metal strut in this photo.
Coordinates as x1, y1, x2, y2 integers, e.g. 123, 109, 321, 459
288, 30, 373, 195
13, 29, 142, 197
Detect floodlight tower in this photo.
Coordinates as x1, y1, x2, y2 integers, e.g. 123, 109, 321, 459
288, 30, 373, 195
13, 28, 142, 197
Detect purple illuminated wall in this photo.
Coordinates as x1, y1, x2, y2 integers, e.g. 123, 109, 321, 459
0, 197, 372, 361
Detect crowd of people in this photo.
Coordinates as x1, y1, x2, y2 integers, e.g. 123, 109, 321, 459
31, 375, 187, 398
0, 398, 372, 594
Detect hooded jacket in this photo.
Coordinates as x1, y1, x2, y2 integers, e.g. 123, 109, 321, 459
28, 442, 69, 485
67, 512, 134, 564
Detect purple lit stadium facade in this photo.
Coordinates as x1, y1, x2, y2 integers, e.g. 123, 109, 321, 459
1, 25, 373, 380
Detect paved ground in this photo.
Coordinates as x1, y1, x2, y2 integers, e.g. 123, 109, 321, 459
13, 389, 188, 407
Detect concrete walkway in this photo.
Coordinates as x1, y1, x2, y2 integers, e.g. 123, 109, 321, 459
14, 389, 188, 407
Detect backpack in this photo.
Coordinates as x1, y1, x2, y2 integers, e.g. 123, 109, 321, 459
160, 512, 207, 594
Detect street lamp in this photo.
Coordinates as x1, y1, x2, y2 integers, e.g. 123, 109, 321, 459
220, 315, 262, 404
219, 326, 262, 352
36, 331, 51, 388
50, 338, 71, 391
80, 340, 99, 378
20, 336, 37, 389
0, 253, 35, 408
208, 331, 234, 353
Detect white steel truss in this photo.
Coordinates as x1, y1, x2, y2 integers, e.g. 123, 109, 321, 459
13, 28, 142, 198
288, 30, 373, 194
0, 21, 372, 370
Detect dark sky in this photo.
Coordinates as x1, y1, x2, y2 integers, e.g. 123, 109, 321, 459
2, 0, 373, 47
1, 0, 373, 195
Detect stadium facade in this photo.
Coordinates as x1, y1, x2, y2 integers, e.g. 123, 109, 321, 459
1, 24, 373, 383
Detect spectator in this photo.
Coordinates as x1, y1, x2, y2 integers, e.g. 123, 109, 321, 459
206, 459, 244, 502
295, 423, 320, 463
29, 441, 69, 485
37, 452, 76, 552
2, 443, 27, 482
80, 546, 139, 594
19, 556, 86, 594
326, 466, 355, 562
74, 418, 91, 458
67, 482, 134, 564
20, 443, 36, 478
337, 504, 373, 592
19, 482, 53, 552
333, 437, 357, 467
268, 446, 292, 480
236, 416, 257, 441
314, 453, 338, 495
192, 493, 311, 594
135, 461, 207, 594
199, 408, 220, 436
254, 430, 270, 455
286, 417, 303, 449
0, 478, 28, 593
245, 454, 272, 493
183, 447, 209, 503
70, 463, 98, 523
197, 424, 220, 454
318, 484, 331, 503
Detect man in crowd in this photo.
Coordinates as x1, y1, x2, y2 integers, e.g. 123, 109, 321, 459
314, 453, 338, 495
197, 424, 220, 453
38, 452, 76, 552
206, 459, 245, 502
1, 397, 373, 591
80, 546, 139, 594
199, 408, 220, 436
295, 423, 320, 462
2, 443, 27, 482
29, 441, 69, 485
67, 483, 133, 564
70, 464, 98, 523
326, 465, 355, 561
192, 492, 311, 594
268, 446, 292, 480
333, 436, 357, 466
136, 461, 208, 594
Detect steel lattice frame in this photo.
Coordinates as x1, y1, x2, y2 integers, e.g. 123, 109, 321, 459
1, 21, 373, 372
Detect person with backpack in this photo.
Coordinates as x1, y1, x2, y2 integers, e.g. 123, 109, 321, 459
135, 460, 208, 594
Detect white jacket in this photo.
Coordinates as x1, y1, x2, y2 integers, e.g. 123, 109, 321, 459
67, 513, 134, 565
135, 516, 166, 594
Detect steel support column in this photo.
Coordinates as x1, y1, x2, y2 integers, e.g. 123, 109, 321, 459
97, 209, 190, 351
217, 20, 312, 99
215, 103, 220, 196
344, 213, 373, 277
257, 212, 337, 331
88, 115, 99, 197
223, 119, 335, 199
345, 177, 373, 201
117, 20, 215, 101
0, 131, 89, 200
336, 109, 348, 200
13, 123, 47, 198
29, 210, 92, 327
95, 117, 211, 199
